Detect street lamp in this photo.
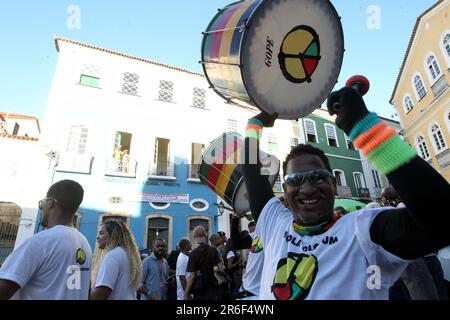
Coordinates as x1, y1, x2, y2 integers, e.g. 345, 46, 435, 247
215, 201, 231, 216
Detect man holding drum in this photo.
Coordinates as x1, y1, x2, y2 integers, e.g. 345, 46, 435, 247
241, 86, 450, 300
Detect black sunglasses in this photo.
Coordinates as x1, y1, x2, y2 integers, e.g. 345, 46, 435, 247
284, 169, 332, 187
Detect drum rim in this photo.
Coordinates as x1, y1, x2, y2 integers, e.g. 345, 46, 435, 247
240, 0, 345, 120
200, 1, 243, 104
201, 0, 265, 106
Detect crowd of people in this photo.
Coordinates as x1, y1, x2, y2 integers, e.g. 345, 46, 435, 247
0, 84, 449, 300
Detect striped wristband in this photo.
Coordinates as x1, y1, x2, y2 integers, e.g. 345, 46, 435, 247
246, 119, 263, 140
351, 113, 416, 175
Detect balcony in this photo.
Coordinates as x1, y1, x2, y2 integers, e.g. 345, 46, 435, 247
56, 152, 94, 174
436, 148, 450, 169
104, 157, 137, 178
188, 164, 201, 182
357, 187, 371, 199
148, 161, 176, 180
336, 186, 352, 198
431, 74, 449, 98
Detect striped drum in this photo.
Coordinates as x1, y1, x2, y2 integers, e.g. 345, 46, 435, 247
201, 0, 344, 119
198, 132, 279, 213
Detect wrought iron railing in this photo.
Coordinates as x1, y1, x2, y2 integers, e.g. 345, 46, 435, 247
431, 74, 449, 98
148, 161, 175, 177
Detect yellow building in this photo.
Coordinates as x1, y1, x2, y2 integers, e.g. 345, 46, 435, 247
390, 0, 450, 181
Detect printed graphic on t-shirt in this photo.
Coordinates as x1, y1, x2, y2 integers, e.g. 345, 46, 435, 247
272, 252, 318, 300
76, 248, 87, 265
250, 237, 263, 253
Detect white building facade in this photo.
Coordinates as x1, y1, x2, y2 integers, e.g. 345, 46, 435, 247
36, 37, 297, 251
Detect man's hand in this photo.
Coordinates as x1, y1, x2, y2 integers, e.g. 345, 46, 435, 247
252, 112, 278, 128
326, 87, 369, 135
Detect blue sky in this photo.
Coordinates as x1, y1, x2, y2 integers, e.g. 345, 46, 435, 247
0, 0, 437, 121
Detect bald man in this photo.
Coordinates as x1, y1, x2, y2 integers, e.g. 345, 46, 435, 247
184, 226, 221, 300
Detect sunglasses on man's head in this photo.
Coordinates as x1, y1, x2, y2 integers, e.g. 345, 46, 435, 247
284, 169, 332, 187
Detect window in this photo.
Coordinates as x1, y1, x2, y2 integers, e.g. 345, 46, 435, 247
304, 119, 317, 143
324, 124, 339, 147
147, 217, 170, 250
79, 64, 100, 88
426, 54, 441, 81
72, 213, 81, 230
12, 122, 19, 136
121, 72, 139, 96
431, 124, 447, 152
111, 131, 132, 173
353, 172, 365, 189
371, 170, 381, 188
290, 138, 298, 149
192, 87, 206, 109
444, 33, 450, 58
404, 95, 414, 113
67, 125, 89, 154
333, 170, 346, 187
188, 217, 210, 243
190, 142, 205, 179
413, 74, 427, 100
267, 134, 277, 152
228, 119, 237, 132
0, 203, 21, 264
158, 80, 174, 102
416, 135, 431, 160
345, 134, 355, 150
151, 137, 173, 176
447, 112, 450, 134
190, 199, 209, 212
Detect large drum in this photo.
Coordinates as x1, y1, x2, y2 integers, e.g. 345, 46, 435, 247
199, 132, 280, 213
201, 0, 344, 119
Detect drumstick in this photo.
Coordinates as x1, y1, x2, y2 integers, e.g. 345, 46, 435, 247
332, 75, 370, 112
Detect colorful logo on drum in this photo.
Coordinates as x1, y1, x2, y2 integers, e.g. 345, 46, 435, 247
278, 25, 321, 83
250, 237, 263, 253
271, 252, 318, 300
76, 248, 87, 265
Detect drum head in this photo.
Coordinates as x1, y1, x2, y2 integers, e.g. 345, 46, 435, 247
241, 0, 344, 119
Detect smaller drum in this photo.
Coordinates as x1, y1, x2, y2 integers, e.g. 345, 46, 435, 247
199, 132, 280, 213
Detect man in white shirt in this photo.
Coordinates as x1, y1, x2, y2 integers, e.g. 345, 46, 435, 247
175, 238, 191, 300
0, 179, 92, 300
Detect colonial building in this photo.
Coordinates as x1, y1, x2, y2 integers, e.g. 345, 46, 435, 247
0, 113, 49, 264
390, 0, 450, 181
36, 37, 296, 251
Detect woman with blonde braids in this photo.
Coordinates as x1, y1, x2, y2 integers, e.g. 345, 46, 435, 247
90, 219, 141, 300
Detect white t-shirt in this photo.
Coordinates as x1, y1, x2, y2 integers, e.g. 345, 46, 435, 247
241, 231, 264, 296
95, 246, 136, 300
258, 197, 410, 300
0, 225, 92, 300
176, 252, 190, 300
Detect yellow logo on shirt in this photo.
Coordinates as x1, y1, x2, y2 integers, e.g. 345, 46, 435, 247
272, 252, 318, 300
250, 237, 264, 253
76, 248, 86, 265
